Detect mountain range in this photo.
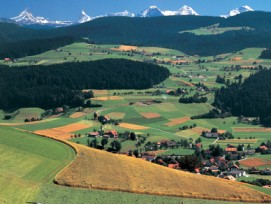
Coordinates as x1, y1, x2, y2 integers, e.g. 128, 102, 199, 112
8, 5, 254, 27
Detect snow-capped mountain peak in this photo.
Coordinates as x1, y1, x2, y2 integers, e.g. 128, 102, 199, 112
178, 5, 199, 16
107, 10, 135, 17
221, 5, 254, 18
11, 8, 73, 27
11, 8, 49, 24
138, 5, 163, 17
79, 10, 91, 23
162, 5, 199, 16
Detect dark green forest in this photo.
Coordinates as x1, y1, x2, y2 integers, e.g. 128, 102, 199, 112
0, 59, 169, 109
213, 69, 271, 126
1, 12, 271, 56
260, 49, 271, 59
0, 36, 77, 58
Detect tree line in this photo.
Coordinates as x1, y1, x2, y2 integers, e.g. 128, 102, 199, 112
0, 59, 169, 109
213, 68, 271, 126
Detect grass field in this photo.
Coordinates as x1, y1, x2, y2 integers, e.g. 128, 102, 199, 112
2, 43, 271, 203
36, 184, 264, 204
180, 25, 253, 36
0, 126, 76, 203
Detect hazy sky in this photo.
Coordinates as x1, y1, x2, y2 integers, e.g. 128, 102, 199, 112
2, 0, 271, 21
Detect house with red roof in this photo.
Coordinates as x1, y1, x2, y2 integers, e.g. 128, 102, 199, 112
104, 130, 118, 138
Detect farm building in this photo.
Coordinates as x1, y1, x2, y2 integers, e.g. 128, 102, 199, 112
104, 130, 118, 138
88, 132, 100, 137
205, 132, 219, 138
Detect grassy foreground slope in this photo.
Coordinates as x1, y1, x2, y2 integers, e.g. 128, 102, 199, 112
55, 144, 271, 203
0, 126, 75, 203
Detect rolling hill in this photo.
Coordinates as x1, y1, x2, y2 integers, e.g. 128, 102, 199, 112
54, 143, 271, 203
2, 12, 271, 57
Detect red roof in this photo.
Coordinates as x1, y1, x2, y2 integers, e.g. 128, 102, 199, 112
225, 148, 237, 152
104, 115, 110, 121
195, 143, 202, 148
4, 58, 10, 61
106, 130, 118, 136
260, 146, 269, 150
88, 132, 99, 136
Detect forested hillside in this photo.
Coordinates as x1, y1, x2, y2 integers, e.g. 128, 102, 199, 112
0, 36, 77, 58
214, 69, 271, 126
0, 59, 169, 109
2, 12, 271, 56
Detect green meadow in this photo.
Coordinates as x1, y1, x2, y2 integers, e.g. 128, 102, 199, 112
0, 126, 75, 203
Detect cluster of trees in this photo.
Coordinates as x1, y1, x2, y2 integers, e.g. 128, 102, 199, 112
0, 59, 169, 109
191, 108, 232, 120
88, 138, 122, 152
214, 69, 271, 127
259, 48, 271, 59
179, 124, 197, 131
179, 94, 207, 104
241, 179, 271, 187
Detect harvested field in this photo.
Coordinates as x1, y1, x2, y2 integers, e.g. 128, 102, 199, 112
106, 112, 125, 119
54, 143, 271, 203
217, 139, 257, 144
92, 90, 108, 95
69, 112, 86, 119
171, 77, 194, 87
112, 45, 138, 51
231, 57, 242, 61
140, 112, 161, 119
34, 129, 72, 140
233, 127, 271, 132
164, 117, 190, 127
169, 60, 190, 65
91, 96, 123, 101
240, 158, 271, 167
191, 127, 209, 134
52, 122, 92, 133
118, 123, 149, 130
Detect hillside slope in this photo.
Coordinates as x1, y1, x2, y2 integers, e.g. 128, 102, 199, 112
55, 144, 271, 202
2, 12, 271, 56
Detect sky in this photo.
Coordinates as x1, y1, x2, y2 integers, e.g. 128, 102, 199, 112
1, 0, 271, 21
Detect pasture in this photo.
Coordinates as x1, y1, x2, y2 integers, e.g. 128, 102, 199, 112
0, 126, 75, 203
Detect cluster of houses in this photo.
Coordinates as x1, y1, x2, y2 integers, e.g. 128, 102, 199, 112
88, 129, 119, 139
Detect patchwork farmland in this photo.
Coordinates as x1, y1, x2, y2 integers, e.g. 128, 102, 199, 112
2, 43, 271, 203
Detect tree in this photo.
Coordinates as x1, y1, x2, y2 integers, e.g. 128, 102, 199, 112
93, 112, 98, 120
89, 138, 97, 148
110, 140, 122, 152
130, 132, 136, 141
133, 149, 139, 157
211, 127, 218, 133
101, 138, 108, 147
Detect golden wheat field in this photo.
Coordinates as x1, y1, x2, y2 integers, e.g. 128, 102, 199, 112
164, 117, 191, 127
69, 112, 86, 118
91, 96, 124, 101
55, 144, 271, 203
52, 123, 92, 133
233, 127, 271, 132
118, 123, 149, 130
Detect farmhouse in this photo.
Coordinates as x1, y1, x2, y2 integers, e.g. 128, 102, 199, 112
104, 130, 118, 138
205, 132, 219, 138
4, 58, 11, 62
88, 132, 100, 137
